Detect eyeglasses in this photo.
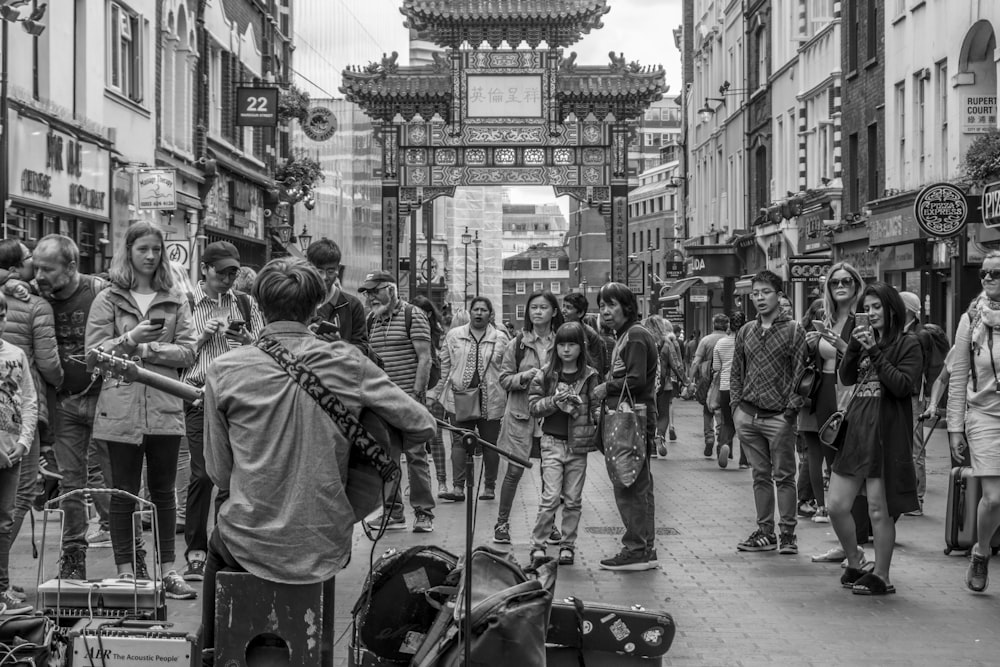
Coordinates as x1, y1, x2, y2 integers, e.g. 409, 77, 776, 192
750, 290, 776, 299
828, 277, 855, 288
980, 269, 1000, 281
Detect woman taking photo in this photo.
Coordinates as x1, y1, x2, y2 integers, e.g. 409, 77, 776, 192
86, 221, 197, 599
828, 282, 921, 596
948, 250, 1000, 592
493, 291, 563, 545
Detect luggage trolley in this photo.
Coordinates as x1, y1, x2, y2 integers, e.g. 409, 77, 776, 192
36, 488, 167, 624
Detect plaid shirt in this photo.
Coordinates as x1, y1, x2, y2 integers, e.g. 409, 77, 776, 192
729, 314, 807, 413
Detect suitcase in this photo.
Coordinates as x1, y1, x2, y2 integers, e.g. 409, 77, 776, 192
944, 466, 1000, 555
67, 617, 197, 667
546, 597, 675, 658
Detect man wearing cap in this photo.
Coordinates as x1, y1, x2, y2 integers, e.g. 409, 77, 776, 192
361, 271, 436, 533
180, 241, 265, 581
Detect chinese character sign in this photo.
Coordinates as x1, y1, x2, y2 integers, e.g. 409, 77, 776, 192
963, 95, 997, 134
467, 75, 543, 118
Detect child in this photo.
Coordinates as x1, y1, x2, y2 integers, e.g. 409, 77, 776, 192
527, 322, 601, 566
0, 292, 38, 615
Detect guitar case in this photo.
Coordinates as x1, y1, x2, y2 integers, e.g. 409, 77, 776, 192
350, 545, 458, 666
546, 597, 675, 658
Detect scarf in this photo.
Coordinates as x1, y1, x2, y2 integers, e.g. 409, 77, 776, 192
970, 294, 1000, 350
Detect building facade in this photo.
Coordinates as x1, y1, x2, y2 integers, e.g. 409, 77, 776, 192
501, 245, 570, 328
502, 200, 568, 258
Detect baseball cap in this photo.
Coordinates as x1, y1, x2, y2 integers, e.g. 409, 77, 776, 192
899, 291, 921, 315
202, 241, 241, 271
359, 270, 396, 292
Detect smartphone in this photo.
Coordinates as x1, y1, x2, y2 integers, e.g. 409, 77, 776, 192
315, 320, 340, 337
148, 317, 165, 329
227, 319, 245, 333
855, 313, 870, 329
811, 320, 827, 334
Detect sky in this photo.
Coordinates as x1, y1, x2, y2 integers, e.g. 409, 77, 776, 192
508, 0, 683, 210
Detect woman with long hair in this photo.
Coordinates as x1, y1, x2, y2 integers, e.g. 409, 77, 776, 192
797, 297, 835, 521
948, 249, 1000, 592
411, 295, 449, 496
85, 221, 197, 599
493, 290, 563, 545
829, 282, 921, 595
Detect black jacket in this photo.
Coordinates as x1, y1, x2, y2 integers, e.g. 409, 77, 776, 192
314, 290, 370, 358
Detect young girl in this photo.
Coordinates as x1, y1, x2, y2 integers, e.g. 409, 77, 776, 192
527, 322, 600, 566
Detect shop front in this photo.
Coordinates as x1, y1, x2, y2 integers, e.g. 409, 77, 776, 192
867, 192, 926, 294
793, 204, 835, 309
5, 112, 112, 273
202, 156, 270, 270
684, 244, 741, 332
831, 220, 879, 284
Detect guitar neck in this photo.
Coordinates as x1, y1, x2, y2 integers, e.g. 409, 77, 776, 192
127, 366, 203, 404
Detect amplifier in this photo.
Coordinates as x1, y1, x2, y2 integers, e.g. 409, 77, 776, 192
68, 618, 197, 667
38, 578, 167, 621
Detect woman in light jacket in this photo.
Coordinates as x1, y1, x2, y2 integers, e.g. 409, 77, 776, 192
86, 221, 197, 599
429, 296, 510, 501
492, 290, 563, 545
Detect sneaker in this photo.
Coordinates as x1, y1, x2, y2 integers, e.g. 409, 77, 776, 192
599, 549, 656, 572
493, 521, 511, 544
647, 548, 658, 566
0, 590, 32, 615
737, 529, 778, 552
558, 548, 575, 565
967, 551, 990, 592
739, 463, 750, 469
7, 586, 26, 602
183, 558, 206, 582
58, 548, 87, 580
529, 547, 546, 562
655, 436, 668, 458
440, 488, 465, 502
437, 482, 449, 498
778, 533, 799, 555
87, 528, 112, 547
703, 442, 714, 458
668, 427, 677, 441
163, 572, 198, 600
479, 486, 496, 501
365, 514, 407, 530
413, 514, 434, 533
797, 501, 818, 518
547, 526, 563, 545
812, 507, 830, 523
718, 444, 730, 469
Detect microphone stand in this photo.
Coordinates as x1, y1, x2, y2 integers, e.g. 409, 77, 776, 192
436, 419, 533, 667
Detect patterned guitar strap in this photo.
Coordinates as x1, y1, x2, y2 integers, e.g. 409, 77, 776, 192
255, 337, 400, 485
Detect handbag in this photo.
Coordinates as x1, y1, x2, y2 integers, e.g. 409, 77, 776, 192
453, 387, 482, 422
818, 382, 862, 450
255, 337, 401, 523
796, 358, 820, 399
602, 382, 646, 488
706, 372, 722, 412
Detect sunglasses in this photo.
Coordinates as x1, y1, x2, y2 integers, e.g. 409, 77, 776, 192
828, 277, 855, 288
980, 269, 1000, 281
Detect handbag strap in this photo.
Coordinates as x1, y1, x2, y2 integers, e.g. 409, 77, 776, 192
255, 336, 400, 484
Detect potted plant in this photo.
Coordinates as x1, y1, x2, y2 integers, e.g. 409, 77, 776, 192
274, 150, 325, 203
278, 84, 311, 124
963, 128, 1000, 187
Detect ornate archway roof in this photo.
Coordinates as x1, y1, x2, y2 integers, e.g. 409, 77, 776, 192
401, 0, 612, 48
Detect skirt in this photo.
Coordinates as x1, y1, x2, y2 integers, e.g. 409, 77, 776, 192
967, 408, 1000, 477
832, 396, 883, 479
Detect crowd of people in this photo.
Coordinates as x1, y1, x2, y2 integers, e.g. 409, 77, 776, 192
1, 226, 999, 637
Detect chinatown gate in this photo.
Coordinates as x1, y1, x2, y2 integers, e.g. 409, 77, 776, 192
341, 0, 667, 284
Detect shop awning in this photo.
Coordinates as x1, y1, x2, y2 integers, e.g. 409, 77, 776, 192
734, 277, 753, 296
659, 276, 723, 302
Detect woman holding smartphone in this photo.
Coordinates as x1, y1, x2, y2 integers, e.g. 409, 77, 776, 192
86, 221, 197, 599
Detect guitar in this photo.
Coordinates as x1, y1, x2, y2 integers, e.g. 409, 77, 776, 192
85, 346, 401, 525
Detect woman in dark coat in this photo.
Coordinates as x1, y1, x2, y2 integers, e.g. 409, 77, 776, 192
828, 282, 922, 596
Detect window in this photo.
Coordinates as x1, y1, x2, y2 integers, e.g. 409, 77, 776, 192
516, 305, 526, 319
548, 258, 559, 270
846, 0, 858, 71
550, 282, 561, 294
533, 281, 544, 292
530, 258, 541, 270
915, 72, 927, 182
866, 0, 878, 61
208, 44, 222, 134
848, 133, 860, 211
895, 81, 906, 184
807, 0, 832, 35
109, 2, 143, 103
936, 61, 948, 178
755, 28, 768, 88
515, 281, 526, 295
867, 123, 880, 199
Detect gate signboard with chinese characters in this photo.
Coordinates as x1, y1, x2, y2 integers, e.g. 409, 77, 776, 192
341, 1, 667, 283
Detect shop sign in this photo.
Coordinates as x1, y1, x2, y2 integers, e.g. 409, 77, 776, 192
797, 205, 833, 252
914, 182, 969, 238
687, 257, 706, 273
983, 181, 1000, 229
879, 243, 917, 272
302, 106, 337, 142
686, 251, 741, 277
235, 87, 279, 127
868, 207, 920, 246
663, 260, 685, 278
835, 243, 877, 279
166, 240, 191, 268
689, 285, 709, 303
8, 115, 110, 220
962, 95, 997, 134
788, 256, 832, 283
136, 169, 177, 210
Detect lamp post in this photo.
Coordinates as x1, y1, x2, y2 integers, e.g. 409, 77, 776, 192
461, 226, 472, 305
297, 225, 312, 252
473, 229, 481, 298
1, 1, 47, 235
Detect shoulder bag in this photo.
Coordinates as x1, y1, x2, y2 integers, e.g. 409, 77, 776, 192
602, 381, 646, 488
255, 336, 401, 523
818, 380, 863, 450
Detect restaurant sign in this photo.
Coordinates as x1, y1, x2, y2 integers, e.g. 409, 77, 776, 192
983, 181, 1000, 229
913, 182, 969, 238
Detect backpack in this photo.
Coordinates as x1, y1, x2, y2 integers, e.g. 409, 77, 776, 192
367, 304, 441, 387
921, 323, 949, 394
187, 290, 253, 333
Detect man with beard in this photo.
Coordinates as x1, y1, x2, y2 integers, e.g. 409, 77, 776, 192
730, 270, 808, 556
361, 271, 436, 533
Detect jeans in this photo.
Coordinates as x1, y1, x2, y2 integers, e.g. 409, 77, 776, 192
911, 395, 926, 503
428, 402, 448, 484
176, 436, 190, 524
451, 417, 501, 489
106, 435, 182, 567
717, 391, 735, 457
383, 432, 435, 520
86, 438, 113, 530
611, 404, 657, 556
531, 435, 587, 550
703, 405, 716, 446
796, 433, 812, 504
0, 461, 20, 590
185, 403, 228, 560
733, 407, 798, 535
51, 393, 101, 552
198, 529, 334, 666
11, 430, 38, 541
497, 436, 538, 525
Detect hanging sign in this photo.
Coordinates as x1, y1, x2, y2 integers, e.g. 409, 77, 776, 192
235, 87, 279, 126
136, 169, 177, 210
302, 106, 337, 141
913, 182, 969, 238
983, 181, 1000, 229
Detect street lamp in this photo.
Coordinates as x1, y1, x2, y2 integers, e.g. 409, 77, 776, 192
461, 226, 472, 304
473, 229, 481, 298
297, 225, 312, 252
0, 1, 47, 235
697, 97, 725, 123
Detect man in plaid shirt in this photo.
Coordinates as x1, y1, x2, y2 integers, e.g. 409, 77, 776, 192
730, 270, 807, 555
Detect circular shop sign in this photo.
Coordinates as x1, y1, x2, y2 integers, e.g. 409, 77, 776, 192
913, 182, 969, 238
302, 106, 337, 142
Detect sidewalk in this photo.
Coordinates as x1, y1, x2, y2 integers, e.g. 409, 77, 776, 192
9, 399, 1000, 665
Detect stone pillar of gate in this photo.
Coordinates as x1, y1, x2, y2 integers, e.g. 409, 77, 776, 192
380, 124, 401, 280
610, 122, 631, 284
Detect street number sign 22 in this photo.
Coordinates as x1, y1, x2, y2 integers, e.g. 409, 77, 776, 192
236, 87, 279, 127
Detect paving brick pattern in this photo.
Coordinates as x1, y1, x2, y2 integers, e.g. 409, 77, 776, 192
10, 399, 1000, 664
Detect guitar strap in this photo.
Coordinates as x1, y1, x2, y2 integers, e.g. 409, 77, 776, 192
255, 336, 400, 486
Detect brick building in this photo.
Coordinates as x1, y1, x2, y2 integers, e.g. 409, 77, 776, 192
501, 245, 570, 329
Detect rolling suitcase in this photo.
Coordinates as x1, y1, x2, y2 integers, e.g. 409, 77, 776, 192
944, 466, 1000, 555
546, 597, 675, 658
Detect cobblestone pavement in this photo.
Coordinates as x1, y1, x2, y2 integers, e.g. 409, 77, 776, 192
10, 399, 1000, 665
